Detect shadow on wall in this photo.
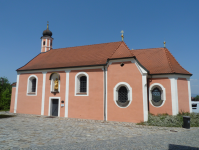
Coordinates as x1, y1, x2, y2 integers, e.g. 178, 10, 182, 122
169, 144, 198, 150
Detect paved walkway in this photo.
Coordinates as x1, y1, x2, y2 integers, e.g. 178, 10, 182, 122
0, 112, 199, 150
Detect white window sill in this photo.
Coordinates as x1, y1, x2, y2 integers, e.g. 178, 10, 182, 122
27, 92, 36, 96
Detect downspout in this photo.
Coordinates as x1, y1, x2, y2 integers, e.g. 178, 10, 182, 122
103, 66, 107, 121
147, 75, 152, 112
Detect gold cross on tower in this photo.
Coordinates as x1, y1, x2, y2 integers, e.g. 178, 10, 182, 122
163, 40, 166, 48
121, 30, 124, 41
47, 21, 49, 29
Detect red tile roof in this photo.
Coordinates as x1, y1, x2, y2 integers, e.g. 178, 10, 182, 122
17, 41, 191, 75
17, 41, 134, 71
132, 48, 191, 75
11, 82, 16, 86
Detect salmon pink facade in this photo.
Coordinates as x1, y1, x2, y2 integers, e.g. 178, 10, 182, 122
10, 26, 192, 123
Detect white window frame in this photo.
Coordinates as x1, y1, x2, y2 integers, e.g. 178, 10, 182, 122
75, 72, 89, 96
50, 73, 60, 93
27, 75, 38, 96
113, 82, 132, 108
149, 83, 166, 108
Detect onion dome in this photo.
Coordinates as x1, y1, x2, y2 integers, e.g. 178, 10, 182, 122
42, 22, 52, 37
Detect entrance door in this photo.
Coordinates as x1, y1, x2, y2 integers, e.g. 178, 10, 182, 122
51, 99, 58, 116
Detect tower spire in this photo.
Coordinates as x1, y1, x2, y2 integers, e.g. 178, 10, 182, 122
121, 30, 124, 41
163, 40, 166, 48
47, 21, 49, 29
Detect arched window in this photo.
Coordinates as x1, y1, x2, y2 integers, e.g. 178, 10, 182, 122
27, 75, 38, 96
75, 72, 89, 96
43, 41, 45, 45
118, 86, 128, 103
152, 88, 161, 102
149, 83, 166, 107
80, 76, 87, 92
114, 82, 132, 108
31, 78, 36, 92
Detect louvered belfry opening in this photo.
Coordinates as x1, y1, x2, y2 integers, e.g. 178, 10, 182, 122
80, 76, 87, 92
118, 86, 128, 103
31, 78, 36, 92
152, 88, 161, 102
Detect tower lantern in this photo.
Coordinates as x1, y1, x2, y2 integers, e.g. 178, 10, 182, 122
41, 21, 53, 52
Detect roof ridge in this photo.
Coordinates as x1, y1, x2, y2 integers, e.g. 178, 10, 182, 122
164, 48, 192, 74
109, 41, 123, 58
164, 48, 175, 73
122, 42, 134, 57
133, 47, 165, 51
53, 41, 122, 51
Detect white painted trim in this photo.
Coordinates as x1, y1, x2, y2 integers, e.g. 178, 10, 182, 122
41, 40, 43, 52
105, 67, 108, 121
48, 97, 60, 117
169, 77, 179, 115
113, 82, 132, 108
41, 72, 46, 115
45, 39, 47, 52
17, 66, 104, 74
132, 60, 148, 75
150, 74, 191, 79
65, 70, 70, 117
187, 78, 192, 113
102, 68, 104, 121
149, 83, 166, 108
26, 75, 38, 96
132, 59, 148, 121
14, 74, 20, 113
108, 58, 135, 64
142, 75, 148, 121
75, 72, 89, 96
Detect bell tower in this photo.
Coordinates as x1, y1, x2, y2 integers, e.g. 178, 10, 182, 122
41, 22, 53, 53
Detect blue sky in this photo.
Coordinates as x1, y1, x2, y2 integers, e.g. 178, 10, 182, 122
0, 1, 198, 95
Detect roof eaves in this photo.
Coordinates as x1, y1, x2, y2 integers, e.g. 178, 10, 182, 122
164, 48, 192, 75
149, 73, 192, 76
17, 53, 43, 71
17, 64, 107, 72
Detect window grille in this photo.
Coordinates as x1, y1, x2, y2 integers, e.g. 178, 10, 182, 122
118, 86, 128, 103
31, 78, 36, 92
80, 76, 87, 92
152, 88, 161, 102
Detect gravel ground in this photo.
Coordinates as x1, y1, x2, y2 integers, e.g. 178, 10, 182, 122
0, 112, 198, 150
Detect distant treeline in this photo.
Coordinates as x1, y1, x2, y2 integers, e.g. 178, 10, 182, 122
0, 77, 12, 110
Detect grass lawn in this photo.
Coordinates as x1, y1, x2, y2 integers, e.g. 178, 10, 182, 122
137, 112, 199, 127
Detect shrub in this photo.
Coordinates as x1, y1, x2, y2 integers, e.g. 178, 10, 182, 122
137, 112, 199, 127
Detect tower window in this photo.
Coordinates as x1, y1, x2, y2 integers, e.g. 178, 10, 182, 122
50, 40, 52, 46
43, 41, 45, 45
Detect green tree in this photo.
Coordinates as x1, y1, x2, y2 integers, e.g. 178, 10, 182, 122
0, 77, 12, 110
195, 95, 199, 101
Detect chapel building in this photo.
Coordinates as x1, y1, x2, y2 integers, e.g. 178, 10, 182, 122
10, 24, 192, 123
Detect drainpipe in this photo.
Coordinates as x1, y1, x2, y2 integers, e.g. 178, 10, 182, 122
103, 66, 107, 121
147, 75, 152, 112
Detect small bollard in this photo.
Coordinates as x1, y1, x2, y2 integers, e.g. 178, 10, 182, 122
182, 116, 190, 129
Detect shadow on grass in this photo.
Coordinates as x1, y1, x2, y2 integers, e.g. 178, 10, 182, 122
0, 114, 16, 119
